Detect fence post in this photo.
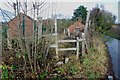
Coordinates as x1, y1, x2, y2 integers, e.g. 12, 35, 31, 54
55, 16, 58, 59
76, 37, 79, 59
84, 11, 90, 51
67, 29, 70, 37
82, 33, 85, 55
63, 29, 65, 34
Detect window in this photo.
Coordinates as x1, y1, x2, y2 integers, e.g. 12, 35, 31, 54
75, 28, 80, 33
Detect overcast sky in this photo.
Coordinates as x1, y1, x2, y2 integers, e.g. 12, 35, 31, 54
0, 0, 119, 22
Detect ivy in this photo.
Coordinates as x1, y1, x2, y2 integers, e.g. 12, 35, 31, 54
38, 71, 48, 79
1, 65, 8, 79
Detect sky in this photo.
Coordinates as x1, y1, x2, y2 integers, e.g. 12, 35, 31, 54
0, 0, 119, 22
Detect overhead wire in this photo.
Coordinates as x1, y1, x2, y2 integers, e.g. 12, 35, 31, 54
1, 0, 55, 33
5, 0, 25, 21
6, 0, 14, 7
0, 8, 18, 32
39, 2, 55, 15
3, 1, 15, 15
2, 0, 29, 36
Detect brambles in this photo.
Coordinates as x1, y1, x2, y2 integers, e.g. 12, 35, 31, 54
38, 71, 49, 79
69, 65, 79, 76
1, 64, 8, 79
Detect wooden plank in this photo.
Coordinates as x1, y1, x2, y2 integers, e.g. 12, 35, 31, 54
52, 33, 58, 36
77, 39, 85, 42
57, 39, 85, 43
58, 48, 76, 51
57, 40, 77, 43
50, 44, 57, 48
43, 33, 57, 37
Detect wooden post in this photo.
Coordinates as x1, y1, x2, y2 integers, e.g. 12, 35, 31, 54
82, 33, 85, 55
67, 29, 70, 36
88, 20, 91, 47
76, 37, 79, 59
38, 17, 42, 38
55, 16, 58, 59
7, 38, 12, 49
7, 28, 12, 49
84, 11, 90, 50
63, 29, 65, 34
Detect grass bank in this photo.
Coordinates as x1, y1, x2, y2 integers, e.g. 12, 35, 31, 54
45, 35, 112, 79
81, 36, 112, 78
1, 34, 112, 79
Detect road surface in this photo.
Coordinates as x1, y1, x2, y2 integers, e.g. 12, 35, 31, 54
106, 38, 120, 79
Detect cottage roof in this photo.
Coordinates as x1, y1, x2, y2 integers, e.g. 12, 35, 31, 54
68, 21, 84, 33
8, 13, 33, 23
8, 13, 34, 38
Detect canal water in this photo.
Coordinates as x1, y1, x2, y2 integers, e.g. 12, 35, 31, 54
106, 37, 120, 79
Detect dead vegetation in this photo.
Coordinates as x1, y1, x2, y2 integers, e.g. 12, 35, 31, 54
1, 33, 111, 79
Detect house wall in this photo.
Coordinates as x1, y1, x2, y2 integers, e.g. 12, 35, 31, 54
8, 14, 34, 38
68, 21, 84, 33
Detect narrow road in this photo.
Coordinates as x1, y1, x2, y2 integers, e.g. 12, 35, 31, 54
106, 38, 120, 79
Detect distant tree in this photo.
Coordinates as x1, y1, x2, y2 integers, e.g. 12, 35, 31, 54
57, 19, 72, 33
71, 5, 87, 24
90, 6, 116, 35
60, 19, 72, 28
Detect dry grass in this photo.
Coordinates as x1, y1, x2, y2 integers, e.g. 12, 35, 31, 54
81, 36, 109, 78
1, 32, 110, 79
51, 34, 110, 78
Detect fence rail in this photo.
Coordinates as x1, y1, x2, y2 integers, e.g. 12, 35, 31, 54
58, 48, 77, 51
57, 39, 85, 43
50, 34, 85, 59
57, 40, 77, 43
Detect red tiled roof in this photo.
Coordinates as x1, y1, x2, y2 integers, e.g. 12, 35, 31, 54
68, 21, 84, 33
